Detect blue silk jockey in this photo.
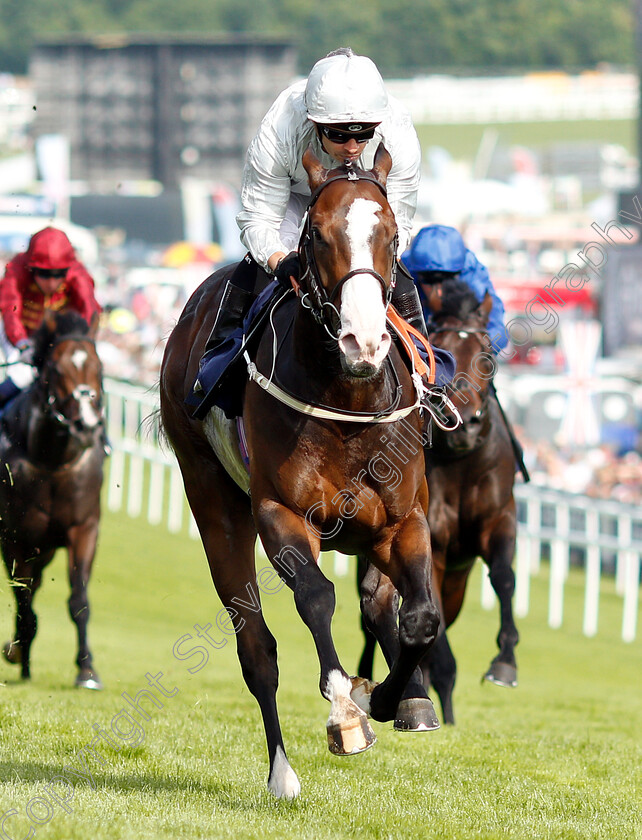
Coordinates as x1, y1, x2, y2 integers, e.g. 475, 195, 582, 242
402, 224, 529, 480
402, 224, 508, 353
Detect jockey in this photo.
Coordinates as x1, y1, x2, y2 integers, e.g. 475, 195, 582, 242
0, 226, 102, 408
200, 46, 433, 395
402, 224, 509, 353
403, 224, 529, 479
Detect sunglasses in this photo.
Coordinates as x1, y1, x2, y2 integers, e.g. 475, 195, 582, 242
320, 125, 377, 144
32, 268, 68, 279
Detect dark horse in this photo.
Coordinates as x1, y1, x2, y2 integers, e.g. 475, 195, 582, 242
0, 309, 106, 689
160, 145, 441, 799
357, 278, 519, 724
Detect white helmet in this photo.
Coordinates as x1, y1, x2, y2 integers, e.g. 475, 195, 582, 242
305, 51, 389, 124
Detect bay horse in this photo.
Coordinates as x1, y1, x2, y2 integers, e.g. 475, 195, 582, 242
160, 145, 441, 799
0, 309, 106, 689
357, 278, 519, 724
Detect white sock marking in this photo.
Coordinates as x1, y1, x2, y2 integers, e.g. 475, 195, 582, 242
267, 746, 300, 799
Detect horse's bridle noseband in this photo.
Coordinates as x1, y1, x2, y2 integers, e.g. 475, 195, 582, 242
297, 167, 398, 339
429, 321, 494, 431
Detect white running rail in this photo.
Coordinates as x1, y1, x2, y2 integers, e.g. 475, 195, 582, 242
103, 378, 641, 642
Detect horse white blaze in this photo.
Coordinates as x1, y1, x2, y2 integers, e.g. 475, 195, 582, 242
69, 349, 100, 428
76, 389, 100, 428
71, 348, 88, 369
267, 746, 301, 799
338, 198, 391, 371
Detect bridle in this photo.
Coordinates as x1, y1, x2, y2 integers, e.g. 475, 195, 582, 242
297, 166, 398, 339
428, 320, 494, 432
429, 324, 492, 355
39, 334, 104, 438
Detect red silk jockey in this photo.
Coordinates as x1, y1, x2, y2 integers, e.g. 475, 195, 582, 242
0, 227, 101, 407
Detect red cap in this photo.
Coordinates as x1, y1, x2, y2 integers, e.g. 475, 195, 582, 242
26, 227, 75, 270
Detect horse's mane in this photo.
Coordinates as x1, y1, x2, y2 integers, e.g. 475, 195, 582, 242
32, 310, 91, 369
437, 278, 482, 321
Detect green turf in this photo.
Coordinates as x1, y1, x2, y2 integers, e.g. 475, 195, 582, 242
415, 118, 636, 164
1, 505, 640, 840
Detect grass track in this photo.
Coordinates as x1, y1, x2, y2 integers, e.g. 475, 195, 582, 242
1, 506, 641, 840
415, 118, 636, 163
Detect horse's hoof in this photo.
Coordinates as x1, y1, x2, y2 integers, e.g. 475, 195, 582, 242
75, 669, 103, 690
483, 661, 517, 688
394, 697, 441, 732
350, 676, 379, 716
327, 714, 376, 756
2, 640, 21, 665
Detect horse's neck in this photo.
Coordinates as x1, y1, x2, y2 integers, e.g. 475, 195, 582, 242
270, 306, 403, 412
21, 393, 81, 467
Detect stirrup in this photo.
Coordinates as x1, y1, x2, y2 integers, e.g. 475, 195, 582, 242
420, 385, 462, 431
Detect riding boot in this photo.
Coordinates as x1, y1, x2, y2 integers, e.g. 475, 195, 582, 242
391, 262, 430, 339
0, 378, 20, 409
203, 281, 257, 356
191, 255, 265, 418
391, 263, 456, 435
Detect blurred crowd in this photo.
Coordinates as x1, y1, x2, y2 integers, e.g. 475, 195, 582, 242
521, 433, 642, 504
95, 263, 196, 388
2, 241, 641, 501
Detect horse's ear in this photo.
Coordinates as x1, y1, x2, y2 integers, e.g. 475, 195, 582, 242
88, 311, 100, 339
479, 292, 493, 321
426, 284, 443, 313
303, 144, 329, 191
371, 142, 393, 187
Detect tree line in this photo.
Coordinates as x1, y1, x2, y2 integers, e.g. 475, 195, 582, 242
0, 0, 634, 77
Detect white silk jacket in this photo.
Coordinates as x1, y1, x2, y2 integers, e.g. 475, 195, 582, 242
236, 79, 422, 272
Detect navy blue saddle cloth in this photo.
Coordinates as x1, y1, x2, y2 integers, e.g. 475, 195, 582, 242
186, 280, 285, 420
187, 280, 455, 421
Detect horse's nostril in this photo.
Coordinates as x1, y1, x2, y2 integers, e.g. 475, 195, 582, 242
339, 333, 361, 359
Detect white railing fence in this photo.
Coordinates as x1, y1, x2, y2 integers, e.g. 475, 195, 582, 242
103, 379, 641, 643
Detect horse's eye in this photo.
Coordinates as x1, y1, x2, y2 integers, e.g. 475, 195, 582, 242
312, 227, 326, 246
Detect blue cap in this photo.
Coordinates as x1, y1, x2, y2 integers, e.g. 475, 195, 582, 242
402, 225, 467, 277
460, 249, 489, 288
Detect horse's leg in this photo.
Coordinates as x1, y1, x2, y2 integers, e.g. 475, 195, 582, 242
422, 562, 472, 725
182, 466, 301, 799
67, 522, 102, 689
2, 553, 45, 680
355, 555, 377, 680
426, 631, 457, 725
366, 509, 441, 727
257, 501, 376, 757
355, 560, 437, 729
483, 522, 519, 687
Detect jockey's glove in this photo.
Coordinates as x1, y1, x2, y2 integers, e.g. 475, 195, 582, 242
16, 338, 34, 364
274, 251, 300, 290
